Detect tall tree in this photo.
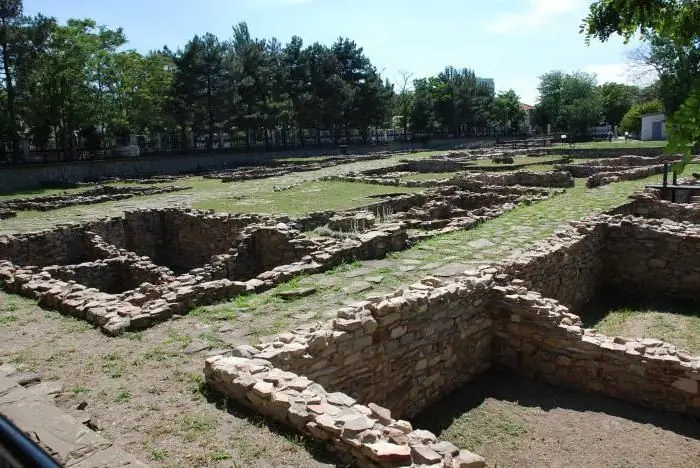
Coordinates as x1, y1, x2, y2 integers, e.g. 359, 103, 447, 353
598, 82, 639, 126
491, 89, 525, 135
582, 0, 700, 167
534, 71, 601, 135
632, 34, 700, 115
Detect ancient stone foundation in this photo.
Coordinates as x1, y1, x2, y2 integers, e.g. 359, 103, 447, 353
205, 211, 700, 467
0, 182, 553, 335
0, 185, 191, 213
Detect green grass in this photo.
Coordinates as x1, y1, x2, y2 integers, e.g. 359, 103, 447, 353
471, 155, 563, 167
441, 406, 529, 452
562, 140, 667, 149
593, 306, 700, 354
398, 172, 457, 181
192, 180, 422, 214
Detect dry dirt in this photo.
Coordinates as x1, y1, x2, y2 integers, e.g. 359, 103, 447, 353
413, 371, 700, 468
0, 292, 338, 467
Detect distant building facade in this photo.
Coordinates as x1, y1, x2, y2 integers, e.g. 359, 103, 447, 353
519, 103, 535, 135
476, 77, 495, 90
640, 113, 666, 141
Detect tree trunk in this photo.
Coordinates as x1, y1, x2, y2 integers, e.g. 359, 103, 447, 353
298, 128, 305, 147
0, 22, 18, 162
206, 73, 214, 151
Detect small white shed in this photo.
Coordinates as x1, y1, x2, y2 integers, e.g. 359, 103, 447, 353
640, 113, 666, 141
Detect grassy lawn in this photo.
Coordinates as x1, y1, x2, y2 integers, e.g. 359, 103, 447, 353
398, 172, 457, 181
594, 307, 700, 354
193, 180, 422, 214
471, 155, 563, 167
564, 140, 667, 149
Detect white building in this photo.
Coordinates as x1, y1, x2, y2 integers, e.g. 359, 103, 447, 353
640, 113, 666, 141
476, 77, 495, 90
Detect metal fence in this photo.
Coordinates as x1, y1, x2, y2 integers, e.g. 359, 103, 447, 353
0, 415, 60, 468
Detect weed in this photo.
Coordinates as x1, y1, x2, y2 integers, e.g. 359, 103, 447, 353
179, 414, 216, 442
199, 331, 224, 347
122, 331, 143, 341
71, 386, 91, 395
0, 315, 18, 325
101, 352, 125, 378
149, 448, 168, 461
114, 388, 131, 403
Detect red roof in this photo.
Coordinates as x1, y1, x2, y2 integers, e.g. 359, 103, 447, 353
519, 103, 535, 110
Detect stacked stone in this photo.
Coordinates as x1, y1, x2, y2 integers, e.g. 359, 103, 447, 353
225, 276, 493, 419
205, 355, 485, 468
0, 209, 16, 219
452, 170, 575, 188
610, 193, 700, 222
0, 185, 190, 212
0, 208, 416, 334
328, 212, 376, 232
586, 165, 666, 188
490, 282, 700, 415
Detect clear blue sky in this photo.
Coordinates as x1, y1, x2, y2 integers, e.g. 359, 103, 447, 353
23, 0, 643, 104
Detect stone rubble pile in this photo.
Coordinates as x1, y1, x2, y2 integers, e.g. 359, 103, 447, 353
0, 209, 16, 220
0, 185, 191, 213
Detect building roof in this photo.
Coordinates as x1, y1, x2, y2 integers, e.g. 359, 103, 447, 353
640, 112, 665, 119
519, 103, 535, 111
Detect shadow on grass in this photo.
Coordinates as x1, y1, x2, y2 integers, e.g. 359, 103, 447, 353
578, 288, 700, 325
412, 370, 700, 441
202, 385, 350, 467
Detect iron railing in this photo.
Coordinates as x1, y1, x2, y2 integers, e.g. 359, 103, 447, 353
0, 414, 60, 468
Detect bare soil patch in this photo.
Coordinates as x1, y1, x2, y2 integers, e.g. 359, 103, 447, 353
413, 371, 700, 468
0, 292, 336, 467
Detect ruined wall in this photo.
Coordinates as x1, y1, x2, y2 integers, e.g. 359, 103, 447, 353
491, 285, 700, 416
586, 165, 666, 188
232, 278, 493, 419
601, 218, 700, 301
204, 356, 486, 468
455, 170, 574, 188
498, 224, 605, 311
610, 196, 700, 223
0, 226, 99, 267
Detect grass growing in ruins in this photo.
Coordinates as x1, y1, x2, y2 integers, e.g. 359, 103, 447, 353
193, 180, 423, 214
471, 155, 563, 167
398, 172, 456, 181
440, 405, 530, 453
571, 140, 667, 149
593, 306, 700, 354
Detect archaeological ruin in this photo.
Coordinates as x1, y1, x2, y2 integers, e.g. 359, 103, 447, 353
1, 146, 698, 467
0, 180, 558, 335
205, 200, 700, 467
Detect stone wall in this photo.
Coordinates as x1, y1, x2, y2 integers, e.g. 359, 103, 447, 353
496, 223, 605, 311
490, 283, 700, 416
204, 355, 486, 468
0, 185, 190, 212
602, 217, 700, 301
586, 165, 666, 188
610, 194, 700, 223
452, 170, 574, 188
229, 277, 493, 419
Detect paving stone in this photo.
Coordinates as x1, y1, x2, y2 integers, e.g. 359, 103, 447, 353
343, 281, 373, 294
276, 287, 317, 300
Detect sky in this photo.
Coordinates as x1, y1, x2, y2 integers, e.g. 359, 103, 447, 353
23, 0, 648, 105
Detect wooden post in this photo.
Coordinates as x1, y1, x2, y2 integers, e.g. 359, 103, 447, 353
663, 163, 668, 187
